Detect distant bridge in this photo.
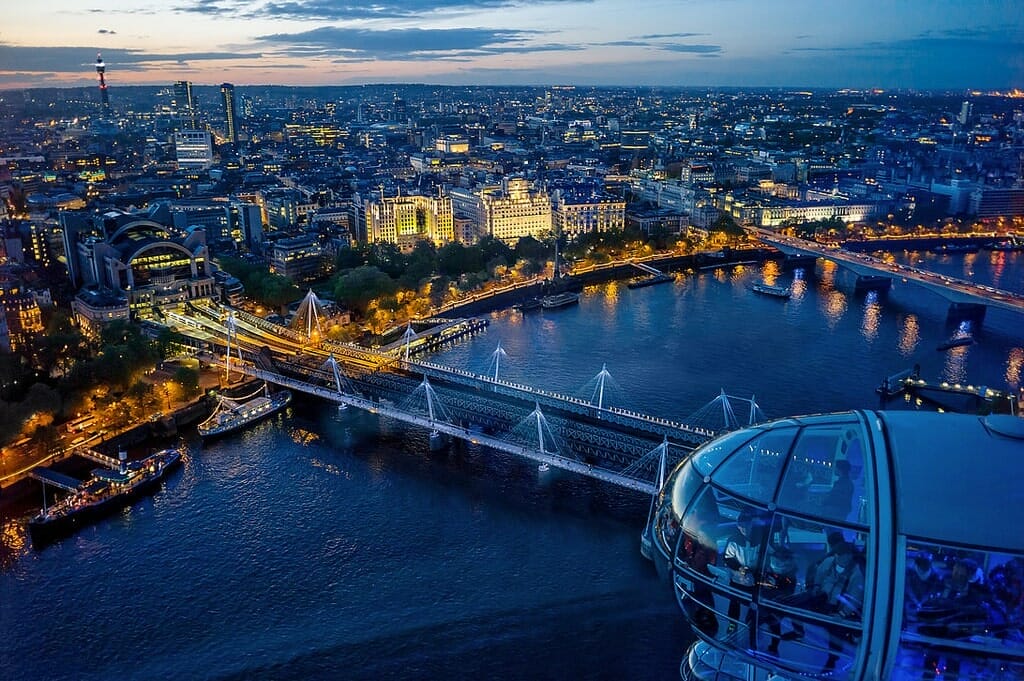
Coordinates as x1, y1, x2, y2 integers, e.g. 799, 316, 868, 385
755, 229, 1024, 323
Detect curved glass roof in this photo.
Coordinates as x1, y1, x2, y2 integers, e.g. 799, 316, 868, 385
684, 413, 870, 527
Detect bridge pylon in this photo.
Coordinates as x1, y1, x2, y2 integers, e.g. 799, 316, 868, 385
592, 363, 612, 410
402, 322, 417, 361
639, 438, 670, 561
947, 302, 986, 327
223, 311, 244, 383
488, 341, 507, 381
291, 289, 326, 343
322, 354, 358, 399
684, 390, 767, 434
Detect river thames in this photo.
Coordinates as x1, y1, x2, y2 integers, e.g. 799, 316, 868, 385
2, 250, 1022, 680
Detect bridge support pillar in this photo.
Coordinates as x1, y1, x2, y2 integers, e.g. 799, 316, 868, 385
781, 254, 818, 272
854, 275, 892, 293
947, 302, 986, 327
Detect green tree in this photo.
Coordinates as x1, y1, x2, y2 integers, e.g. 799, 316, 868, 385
513, 235, 549, 262
172, 366, 201, 400
333, 266, 398, 315
366, 242, 406, 279
437, 242, 483, 277
477, 236, 514, 268
712, 214, 746, 239
335, 244, 367, 271
400, 241, 438, 290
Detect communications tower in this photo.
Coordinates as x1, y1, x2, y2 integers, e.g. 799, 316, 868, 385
95, 53, 110, 111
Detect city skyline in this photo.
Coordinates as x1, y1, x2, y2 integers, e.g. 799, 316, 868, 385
1, 0, 1023, 91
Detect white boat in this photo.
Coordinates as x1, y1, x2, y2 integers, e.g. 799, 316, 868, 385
540, 292, 580, 309
198, 385, 292, 439
750, 282, 792, 299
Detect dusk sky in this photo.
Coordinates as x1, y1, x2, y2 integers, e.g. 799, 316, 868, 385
1, 0, 1022, 90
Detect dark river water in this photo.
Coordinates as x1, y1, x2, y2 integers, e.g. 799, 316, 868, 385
2, 250, 1021, 680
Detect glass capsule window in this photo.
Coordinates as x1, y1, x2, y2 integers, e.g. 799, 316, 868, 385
776, 424, 869, 526
711, 427, 796, 504
691, 429, 761, 477
895, 541, 1024, 680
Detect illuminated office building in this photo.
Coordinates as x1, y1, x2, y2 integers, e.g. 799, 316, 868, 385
173, 80, 197, 129
174, 130, 214, 170
0, 278, 43, 352
221, 83, 238, 144
461, 178, 552, 245
365, 193, 454, 252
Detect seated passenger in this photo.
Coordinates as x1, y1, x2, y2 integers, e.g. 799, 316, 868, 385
989, 557, 1024, 640
723, 510, 764, 636
820, 459, 854, 520
761, 544, 799, 656
814, 541, 865, 619
918, 558, 997, 639
941, 558, 989, 604
905, 553, 942, 618
778, 542, 865, 671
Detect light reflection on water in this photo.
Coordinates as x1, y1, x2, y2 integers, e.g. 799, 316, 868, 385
898, 315, 921, 357
1006, 347, 1024, 388
860, 291, 881, 342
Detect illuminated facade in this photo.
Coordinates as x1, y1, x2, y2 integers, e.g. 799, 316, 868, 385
284, 123, 347, 149
365, 194, 454, 252
651, 410, 1024, 681
552, 188, 625, 239
71, 218, 215, 324
173, 81, 197, 129
0, 278, 44, 352
435, 135, 470, 154
480, 178, 553, 245
220, 83, 238, 144
174, 130, 214, 170
268, 234, 327, 283
723, 194, 882, 228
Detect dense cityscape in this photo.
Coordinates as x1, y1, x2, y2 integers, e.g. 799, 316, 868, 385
2, 44, 1024, 681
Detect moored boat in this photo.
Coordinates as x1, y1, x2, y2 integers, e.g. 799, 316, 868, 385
540, 292, 580, 309
29, 448, 181, 545
627, 273, 675, 289
198, 386, 292, 439
936, 335, 974, 351
749, 282, 792, 299
513, 297, 542, 312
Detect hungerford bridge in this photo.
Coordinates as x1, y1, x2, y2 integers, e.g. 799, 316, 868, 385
166, 297, 766, 495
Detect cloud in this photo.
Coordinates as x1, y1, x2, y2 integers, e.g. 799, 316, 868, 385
0, 71, 61, 85
0, 44, 263, 72
787, 34, 1024, 58
174, 0, 588, 21
254, 26, 577, 60
660, 44, 722, 54
594, 33, 720, 55
635, 33, 709, 40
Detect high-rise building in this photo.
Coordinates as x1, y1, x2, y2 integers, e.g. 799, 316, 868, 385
221, 83, 238, 144
174, 130, 214, 170
173, 80, 197, 129
958, 100, 973, 126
